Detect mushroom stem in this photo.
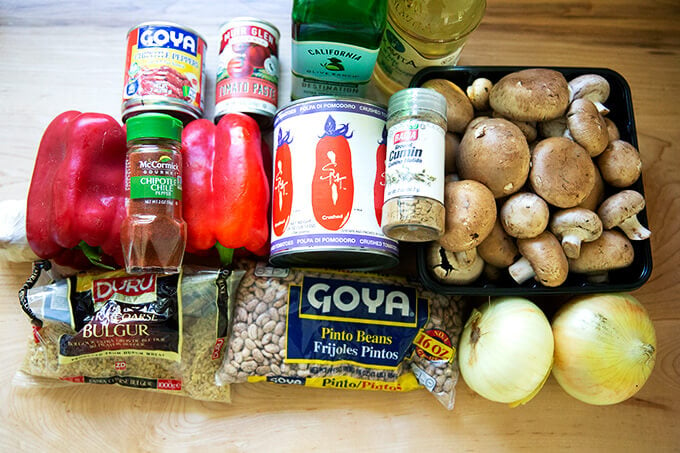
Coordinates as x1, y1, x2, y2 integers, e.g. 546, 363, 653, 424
561, 235, 583, 259
455, 249, 478, 267
593, 101, 610, 115
508, 257, 536, 284
619, 215, 652, 240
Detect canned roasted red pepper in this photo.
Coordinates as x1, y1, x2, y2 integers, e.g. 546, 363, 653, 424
122, 22, 207, 123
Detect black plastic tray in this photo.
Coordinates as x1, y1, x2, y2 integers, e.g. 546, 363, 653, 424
410, 66, 652, 295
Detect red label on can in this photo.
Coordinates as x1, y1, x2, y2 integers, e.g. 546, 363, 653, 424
123, 22, 206, 120
215, 19, 280, 119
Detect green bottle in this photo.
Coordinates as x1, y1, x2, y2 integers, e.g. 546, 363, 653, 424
291, 0, 387, 99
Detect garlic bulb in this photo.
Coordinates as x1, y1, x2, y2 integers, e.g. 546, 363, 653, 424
458, 297, 554, 406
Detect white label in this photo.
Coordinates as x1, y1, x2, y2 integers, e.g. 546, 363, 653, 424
384, 120, 445, 202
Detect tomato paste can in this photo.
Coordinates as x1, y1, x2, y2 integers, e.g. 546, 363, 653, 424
270, 96, 399, 271
215, 18, 280, 128
122, 22, 207, 123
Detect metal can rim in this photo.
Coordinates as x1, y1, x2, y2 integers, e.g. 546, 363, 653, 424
218, 17, 281, 40
126, 21, 208, 48
122, 97, 201, 123
275, 96, 387, 118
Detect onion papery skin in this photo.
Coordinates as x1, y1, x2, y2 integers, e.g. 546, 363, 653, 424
552, 293, 656, 405
458, 297, 554, 405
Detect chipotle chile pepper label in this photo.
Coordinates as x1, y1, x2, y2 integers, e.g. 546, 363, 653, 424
127, 151, 182, 202
58, 271, 182, 364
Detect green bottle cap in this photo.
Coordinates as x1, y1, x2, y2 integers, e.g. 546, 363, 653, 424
126, 113, 183, 142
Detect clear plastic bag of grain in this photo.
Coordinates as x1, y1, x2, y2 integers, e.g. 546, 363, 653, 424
15, 261, 243, 403
216, 260, 464, 410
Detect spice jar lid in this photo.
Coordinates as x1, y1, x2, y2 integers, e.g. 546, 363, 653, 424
388, 88, 447, 120
126, 113, 183, 142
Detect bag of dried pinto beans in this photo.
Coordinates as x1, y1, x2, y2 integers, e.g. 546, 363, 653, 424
216, 260, 464, 409
15, 261, 244, 402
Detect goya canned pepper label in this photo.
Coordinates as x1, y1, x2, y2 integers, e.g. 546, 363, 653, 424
215, 18, 280, 124
123, 22, 207, 121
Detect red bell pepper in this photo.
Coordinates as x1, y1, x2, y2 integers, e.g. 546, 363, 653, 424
26, 111, 127, 268
181, 113, 270, 258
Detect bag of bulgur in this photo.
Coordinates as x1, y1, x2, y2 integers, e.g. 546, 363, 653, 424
216, 260, 464, 410
15, 260, 243, 402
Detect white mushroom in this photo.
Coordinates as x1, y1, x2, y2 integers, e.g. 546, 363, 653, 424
440, 180, 497, 253
569, 230, 634, 282
422, 79, 474, 133
478, 219, 519, 268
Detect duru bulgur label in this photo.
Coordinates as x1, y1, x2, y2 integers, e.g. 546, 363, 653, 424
20, 265, 241, 402
58, 272, 182, 364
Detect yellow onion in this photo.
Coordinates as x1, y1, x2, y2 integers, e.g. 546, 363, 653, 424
552, 293, 656, 405
458, 297, 554, 406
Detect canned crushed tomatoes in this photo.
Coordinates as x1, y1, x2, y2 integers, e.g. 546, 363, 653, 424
122, 22, 207, 123
215, 17, 280, 128
270, 97, 399, 271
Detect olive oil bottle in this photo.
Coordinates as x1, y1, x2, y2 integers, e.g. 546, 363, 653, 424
373, 0, 486, 95
291, 0, 387, 99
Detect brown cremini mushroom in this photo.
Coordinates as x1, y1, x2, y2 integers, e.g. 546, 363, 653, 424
466, 77, 493, 111
568, 74, 611, 115
566, 99, 609, 157
477, 219, 519, 268
508, 231, 569, 287
577, 166, 606, 211
530, 137, 596, 208
428, 242, 484, 285
597, 140, 642, 188
445, 132, 460, 175
539, 116, 568, 138
422, 79, 474, 133
604, 117, 620, 141
500, 192, 550, 239
492, 111, 538, 142
489, 68, 570, 122
569, 230, 634, 281
457, 118, 531, 198
549, 208, 603, 258
440, 180, 497, 253
598, 190, 651, 240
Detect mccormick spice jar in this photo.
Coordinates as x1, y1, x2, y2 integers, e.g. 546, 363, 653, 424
121, 113, 187, 274
215, 18, 280, 128
381, 88, 447, 242
122, 22, 207, 124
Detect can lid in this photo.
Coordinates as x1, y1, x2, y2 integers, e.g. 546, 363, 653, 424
388, 88, 447, 119
126, 113, 183, 141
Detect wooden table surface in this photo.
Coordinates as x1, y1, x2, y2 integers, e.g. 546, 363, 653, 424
1, 0, 679, 451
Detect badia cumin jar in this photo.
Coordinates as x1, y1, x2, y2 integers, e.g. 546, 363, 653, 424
381, 88, 447, 242
122, 22, 207, 124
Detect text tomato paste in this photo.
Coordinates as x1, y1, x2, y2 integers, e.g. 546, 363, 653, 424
270, 97, 398, 271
